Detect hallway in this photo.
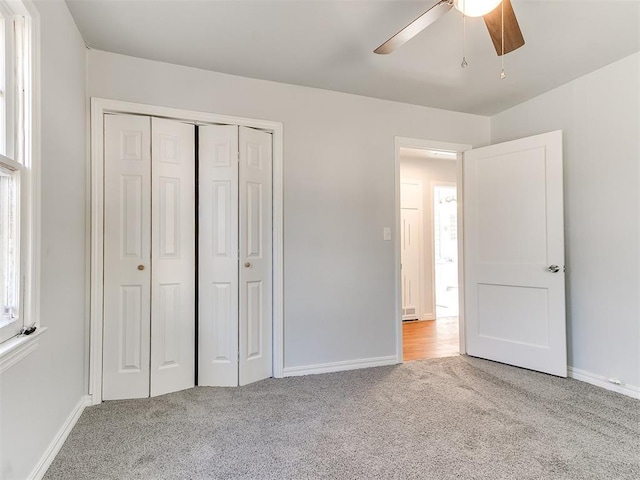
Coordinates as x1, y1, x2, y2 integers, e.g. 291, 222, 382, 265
402, 317, 459, 361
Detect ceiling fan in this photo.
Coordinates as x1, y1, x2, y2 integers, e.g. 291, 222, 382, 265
374, 0, 525, 56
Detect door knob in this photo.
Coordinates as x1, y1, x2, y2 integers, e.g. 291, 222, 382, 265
244, 262, 251, 268
137, 265, 145, 271
547, 265, 560, 273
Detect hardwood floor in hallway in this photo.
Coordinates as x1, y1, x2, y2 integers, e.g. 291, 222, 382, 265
403, 317, 459, 361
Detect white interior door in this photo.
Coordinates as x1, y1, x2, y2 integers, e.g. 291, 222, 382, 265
103, 114, 152, 400
103, 114, 196, 400
464, 130, 566, 376
400, 181, 421, 320
150, 117, 196, 396
198, 125, 239, 387
239, 126, 273, 386
198, 125, 273, 387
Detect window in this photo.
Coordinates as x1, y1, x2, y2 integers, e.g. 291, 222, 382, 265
0, 1, 34, 344
0, 157, 21, 341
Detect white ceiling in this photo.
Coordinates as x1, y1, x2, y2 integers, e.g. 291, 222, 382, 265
66, 0, 640, 116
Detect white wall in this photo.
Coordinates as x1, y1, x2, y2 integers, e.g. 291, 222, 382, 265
491, 52, 640, 389
0, 1, 87, 478
400, 155, 457, 319
88, 50, 490, 368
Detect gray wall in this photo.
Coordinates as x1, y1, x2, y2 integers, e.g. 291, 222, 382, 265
491, 52, 640, 389
0, 1, 87, 478
87, 50, 490, 368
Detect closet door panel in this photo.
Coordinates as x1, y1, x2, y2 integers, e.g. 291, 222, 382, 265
150, 117, 196, 397
103, 114, 152, 400
198, 125, 240, 386
239, 127, 273, 386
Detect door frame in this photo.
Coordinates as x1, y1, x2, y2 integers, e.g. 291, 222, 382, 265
394, 137, 471, 362
89, 98, 284, 404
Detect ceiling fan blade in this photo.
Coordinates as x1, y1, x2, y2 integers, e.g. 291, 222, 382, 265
483, 0, 525, 56
374, 0, 453, 55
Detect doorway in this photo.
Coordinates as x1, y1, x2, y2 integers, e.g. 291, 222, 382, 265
395, 132, 566, 376
396, 138, 468, 362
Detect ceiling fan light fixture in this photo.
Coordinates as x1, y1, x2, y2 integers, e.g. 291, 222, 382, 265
453, 0, 502, 18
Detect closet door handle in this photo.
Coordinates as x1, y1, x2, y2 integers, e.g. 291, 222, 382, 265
244, 262, 251, 268
137, 265, 145, 271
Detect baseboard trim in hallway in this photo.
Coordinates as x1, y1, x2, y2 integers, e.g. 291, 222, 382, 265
283, 355, 398, 377
28, 395, 92, 480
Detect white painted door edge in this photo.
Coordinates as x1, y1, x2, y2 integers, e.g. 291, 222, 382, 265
89, 98, 284, 404
394, 137, 472, 363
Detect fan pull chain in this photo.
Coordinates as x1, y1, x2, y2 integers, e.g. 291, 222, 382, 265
500, 0, 506, 79
461, 13, 468, 68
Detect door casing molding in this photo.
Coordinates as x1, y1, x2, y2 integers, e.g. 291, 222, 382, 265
394, 137, 471, 363
89, 98, 284, 404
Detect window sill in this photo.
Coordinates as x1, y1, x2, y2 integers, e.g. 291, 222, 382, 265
0, 327, 47, 375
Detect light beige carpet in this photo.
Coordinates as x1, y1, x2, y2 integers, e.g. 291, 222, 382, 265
44, 356, 640, 479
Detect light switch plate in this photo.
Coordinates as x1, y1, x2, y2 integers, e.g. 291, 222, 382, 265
383, 227, 391, 241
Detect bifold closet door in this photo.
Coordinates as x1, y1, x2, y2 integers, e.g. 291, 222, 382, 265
238, 126, 273, 386
198, 125, 240, 387
150, 117, 196, 397
103, 114, 152, 400
198, 125, 273, 387
103, 114, 195, 400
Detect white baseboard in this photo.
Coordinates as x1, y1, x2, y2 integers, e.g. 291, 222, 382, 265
421, 313, 435, 321
568, 367, 640, 400
28, 394, 92, 480
283, 355, 398, 377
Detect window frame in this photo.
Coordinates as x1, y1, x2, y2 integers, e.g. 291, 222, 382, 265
0, 0, 40, 348
0, 154, 24, 342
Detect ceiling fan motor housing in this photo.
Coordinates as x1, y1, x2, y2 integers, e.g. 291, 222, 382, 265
453, 0, 502, 17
